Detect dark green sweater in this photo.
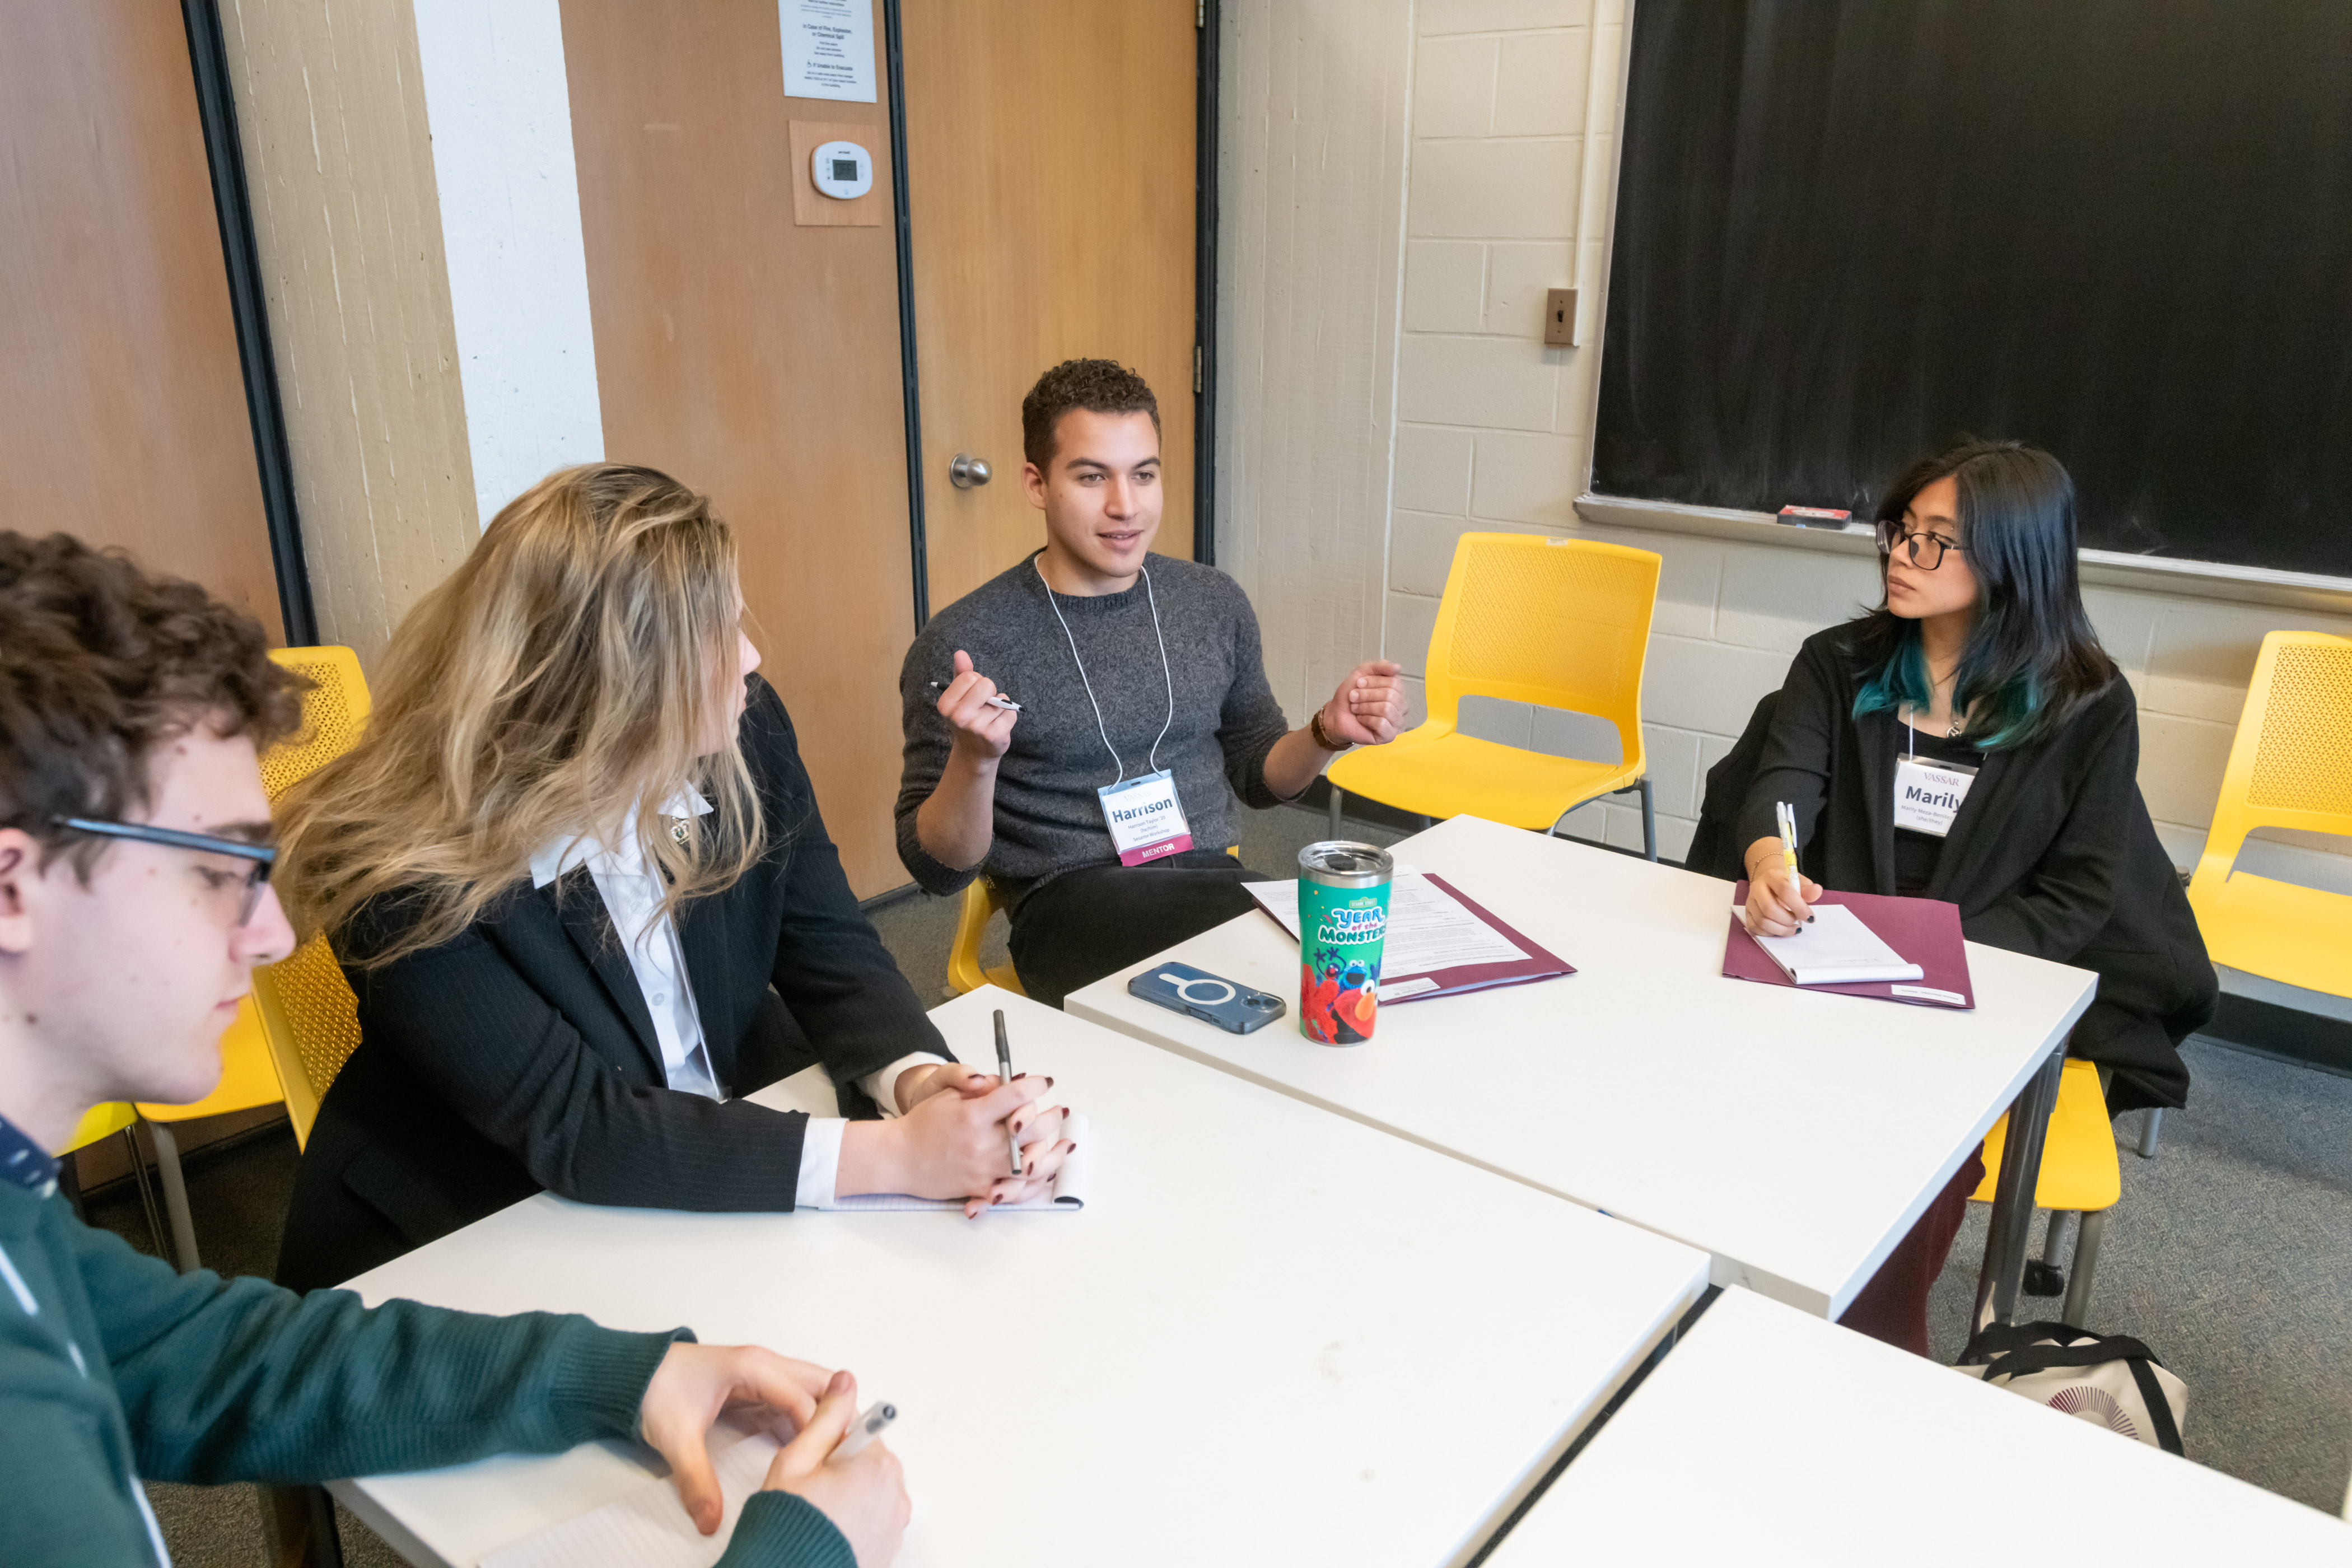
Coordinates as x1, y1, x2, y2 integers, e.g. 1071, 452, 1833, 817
0, 1177, 852, 1566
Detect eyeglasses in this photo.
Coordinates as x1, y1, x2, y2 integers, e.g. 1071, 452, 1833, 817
53, 816, 277, 927
1877, 522, 1966, 571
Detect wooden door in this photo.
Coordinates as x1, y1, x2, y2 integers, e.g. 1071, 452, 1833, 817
562, 1, 917, 897
0, 3, 282, 640
902, 0, 1199, 617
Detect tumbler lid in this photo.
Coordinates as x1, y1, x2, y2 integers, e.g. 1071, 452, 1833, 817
1297, 840, 1394, 888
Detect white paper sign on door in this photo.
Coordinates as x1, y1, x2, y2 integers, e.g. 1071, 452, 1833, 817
781, 0, 876, 104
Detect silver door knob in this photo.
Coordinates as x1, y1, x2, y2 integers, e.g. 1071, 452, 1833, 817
949, 453, 992, 488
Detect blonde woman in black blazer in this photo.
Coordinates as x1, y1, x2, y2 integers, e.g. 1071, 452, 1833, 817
275, 465, 1074, 1291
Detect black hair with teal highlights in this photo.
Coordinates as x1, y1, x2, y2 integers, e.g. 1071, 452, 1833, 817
1850, 440, 2116, 749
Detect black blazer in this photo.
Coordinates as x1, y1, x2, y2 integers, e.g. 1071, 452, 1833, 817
1692, 627, 2213, 1115
277, 677, 950, 1291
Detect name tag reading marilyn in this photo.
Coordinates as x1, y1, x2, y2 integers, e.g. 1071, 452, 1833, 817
1893, 755, 1977, 837
1098, 769, 1194, 866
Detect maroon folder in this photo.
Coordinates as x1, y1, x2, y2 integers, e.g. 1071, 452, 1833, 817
1724, 882, 1976, 1010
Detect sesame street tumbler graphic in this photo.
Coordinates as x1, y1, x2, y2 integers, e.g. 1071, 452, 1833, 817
1297, 841, 1393, 1045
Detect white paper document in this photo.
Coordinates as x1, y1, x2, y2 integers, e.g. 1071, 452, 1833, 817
824, 1114, 1093, 1211
779, 0, 876, 102
482, 1430, 778, 1568
1736, 903, 1923, 986
1247, 871, 1529, 976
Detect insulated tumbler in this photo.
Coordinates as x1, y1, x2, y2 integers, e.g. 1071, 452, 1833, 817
1296, 841, 1393, 1044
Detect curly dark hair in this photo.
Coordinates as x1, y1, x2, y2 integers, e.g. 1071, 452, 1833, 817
0, 532, 306, 878
1020, 358, 1160, 472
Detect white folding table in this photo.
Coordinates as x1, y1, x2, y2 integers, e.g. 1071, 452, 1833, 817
330, 988, 1711, 1568
1482, 1286, 2351, 1564
1067, 814, 2094, 1320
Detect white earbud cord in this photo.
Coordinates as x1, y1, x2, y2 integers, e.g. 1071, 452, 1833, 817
1036, 557, 1176, 787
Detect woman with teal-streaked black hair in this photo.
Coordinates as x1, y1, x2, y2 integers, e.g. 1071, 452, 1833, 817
1714, 438, 2214, 1355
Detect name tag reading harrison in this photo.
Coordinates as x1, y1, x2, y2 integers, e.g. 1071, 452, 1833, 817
1098, 768, 1194, 866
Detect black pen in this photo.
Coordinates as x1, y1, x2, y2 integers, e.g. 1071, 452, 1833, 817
928, 679, 1021, 712
994, 1008, 1023, 1176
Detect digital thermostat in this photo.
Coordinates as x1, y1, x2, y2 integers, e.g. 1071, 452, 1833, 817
811, 140, 873, 200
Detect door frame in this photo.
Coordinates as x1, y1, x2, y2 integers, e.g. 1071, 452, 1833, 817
882, 0, 1220, 629
181, 0, 316, 645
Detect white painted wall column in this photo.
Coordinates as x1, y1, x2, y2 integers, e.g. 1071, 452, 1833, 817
411, 0, 604, 528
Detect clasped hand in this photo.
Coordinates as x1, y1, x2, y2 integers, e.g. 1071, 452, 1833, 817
844, 1063, 1075, 1217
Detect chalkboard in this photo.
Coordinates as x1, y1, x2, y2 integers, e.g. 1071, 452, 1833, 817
1593, 0, 2352, 580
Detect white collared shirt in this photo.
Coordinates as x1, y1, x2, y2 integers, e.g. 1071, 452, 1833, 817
529, 790, 946, 1207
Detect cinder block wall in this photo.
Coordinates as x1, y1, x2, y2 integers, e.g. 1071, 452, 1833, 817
1230, 0, 2352, 886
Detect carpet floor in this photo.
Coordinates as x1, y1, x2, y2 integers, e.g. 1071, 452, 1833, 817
76, 803, 2347, 1563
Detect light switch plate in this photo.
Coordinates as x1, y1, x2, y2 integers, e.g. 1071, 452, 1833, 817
1543, 287, 1579, 347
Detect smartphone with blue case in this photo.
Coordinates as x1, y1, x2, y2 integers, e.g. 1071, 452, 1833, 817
1127, 962, 1287, 1034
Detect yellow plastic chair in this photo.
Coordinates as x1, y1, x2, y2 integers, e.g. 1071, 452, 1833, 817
1968, 1059, 2121, 1328
947, 879, 1026, 998
126, 647, 371, 1270
2180, 630, 2352, 1160
249, 646, 371, 1149
60, 1102, 166, 1253
133, 1000, 288, 1270
2186, 630, 2352, 995
946, 847, 1244, 998
1326, 534, 1663, 858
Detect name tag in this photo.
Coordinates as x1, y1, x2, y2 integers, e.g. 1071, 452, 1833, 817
1098, 769, 1194, 866
1893, 756, 1977, 837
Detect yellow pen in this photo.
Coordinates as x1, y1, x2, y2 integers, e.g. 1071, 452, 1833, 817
1776, 801, 1813, 925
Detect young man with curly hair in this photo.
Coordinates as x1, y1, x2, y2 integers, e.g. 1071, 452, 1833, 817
0, 533, 906, 1567
898, 358, 1407, 1006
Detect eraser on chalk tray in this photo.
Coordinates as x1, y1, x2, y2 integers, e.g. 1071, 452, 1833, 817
1777, 505, 1853, 529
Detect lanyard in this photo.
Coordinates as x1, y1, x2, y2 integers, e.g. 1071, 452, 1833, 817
1037, 557, 1177, 786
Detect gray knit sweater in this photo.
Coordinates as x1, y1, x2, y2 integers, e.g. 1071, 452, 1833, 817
897, 552, 1295, 907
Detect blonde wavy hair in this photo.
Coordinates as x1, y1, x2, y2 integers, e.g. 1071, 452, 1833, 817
277, 464, 764, 966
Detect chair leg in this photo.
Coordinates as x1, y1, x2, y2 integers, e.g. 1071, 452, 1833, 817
2138, 1107, 2163, 1159
144, 1120, 202, 1274
1638, 776, 1658, 862
1328, 787, 1343, 838
2042, 1208, 2074, 1268
118, 1127, 168, 1259
263, 1483, 346, 1568
2061, 1209, 2107, 1329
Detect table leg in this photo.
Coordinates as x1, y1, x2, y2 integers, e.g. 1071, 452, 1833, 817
1974, 1044, 2064, 1329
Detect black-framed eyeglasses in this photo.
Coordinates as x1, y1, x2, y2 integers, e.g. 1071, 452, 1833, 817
1877, 522, 1965, 571
53, 816, 277, 927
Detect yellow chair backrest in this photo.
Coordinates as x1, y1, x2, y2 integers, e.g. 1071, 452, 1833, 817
1422, 535, 1661, 768
253, 646, 372, 1147
2188, 630, 2352, 887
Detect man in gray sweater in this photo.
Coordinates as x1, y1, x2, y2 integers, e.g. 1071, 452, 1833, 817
897, 360, 1406, 1006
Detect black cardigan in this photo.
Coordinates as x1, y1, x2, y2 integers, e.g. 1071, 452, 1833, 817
277, 676, 949, 1291
1704, 627, 2213, 1114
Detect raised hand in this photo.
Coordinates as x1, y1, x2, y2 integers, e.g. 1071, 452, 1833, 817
1319, 659, 1408, 746
936, 650, 1018, 762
